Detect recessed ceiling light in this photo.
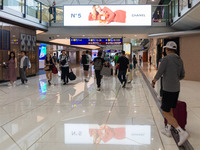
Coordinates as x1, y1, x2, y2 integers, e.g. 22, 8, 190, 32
108, 35, 111, 37
152, 0, 155, 1
83, 35, 85, 37
56, 35, 60, 37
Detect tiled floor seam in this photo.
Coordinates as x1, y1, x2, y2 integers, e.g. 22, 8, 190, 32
0, 85, 85, 127
1, 127, 23, 150
139, 75, 166, 150
27, 87, 93, 149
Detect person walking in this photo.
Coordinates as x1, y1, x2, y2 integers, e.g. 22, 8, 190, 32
92, 51, 105, 91
81, 50, 92, 82
114, 53, 119, 75
133, 55, 137, 69
7, 52, 17, 86
19, 51, 31, 84
59, 50, 72, 85
44, 53, 54, 85
151, 41, 189, 146
117, 51, 130, 88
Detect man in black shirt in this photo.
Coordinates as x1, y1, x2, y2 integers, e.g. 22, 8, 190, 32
92, 51, 105, 91
117, 51, 130, 88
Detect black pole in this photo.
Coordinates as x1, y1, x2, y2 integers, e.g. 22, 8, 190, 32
188, 0, 191, 8
1, 0, 3, 10
178, 0, 181, 17
23, 0, 26, 18
40, 2, 42, 23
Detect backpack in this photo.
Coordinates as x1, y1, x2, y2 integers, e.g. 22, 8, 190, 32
81, 55, 88, 65
49, 7, 52, 14
94, 58, 103, 70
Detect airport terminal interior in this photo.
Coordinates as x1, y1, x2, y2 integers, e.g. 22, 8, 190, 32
0, 0, 200, 150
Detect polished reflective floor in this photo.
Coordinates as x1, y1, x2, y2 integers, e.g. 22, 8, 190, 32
0, 66, 198, 150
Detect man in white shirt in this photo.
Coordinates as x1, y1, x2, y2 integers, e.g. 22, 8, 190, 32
19, 51, 31, 84
81, 50, 92, 82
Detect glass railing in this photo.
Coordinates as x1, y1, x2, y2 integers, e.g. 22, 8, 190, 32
4, 0, 25, 13
152, 5, 169, 23
42, 4, 49, 23
49, 6, 63, 23
26, 0, 40, 19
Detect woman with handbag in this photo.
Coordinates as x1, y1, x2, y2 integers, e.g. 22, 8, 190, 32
44, 53, 54, 85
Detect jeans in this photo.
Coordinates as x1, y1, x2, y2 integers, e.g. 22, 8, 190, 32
20, 67, 27, 83
95, 70, 102, 88
61, 67, 69, 83
118, 70, 127, 84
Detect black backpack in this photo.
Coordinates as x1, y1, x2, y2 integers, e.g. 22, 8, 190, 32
81, 55, 88, 65
49, 7, 52, 14
94, 58, 103, 70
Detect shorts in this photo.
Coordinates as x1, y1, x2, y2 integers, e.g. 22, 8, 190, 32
161, 90, 179, 112
83, 65, 89, 71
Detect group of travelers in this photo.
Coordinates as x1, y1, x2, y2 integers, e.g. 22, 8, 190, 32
1, 41, 189, 146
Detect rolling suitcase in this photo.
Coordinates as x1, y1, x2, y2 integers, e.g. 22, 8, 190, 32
164, 101, 187, 130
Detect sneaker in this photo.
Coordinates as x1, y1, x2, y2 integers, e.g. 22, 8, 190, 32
48, 80, 51, 85
161, 128, 172, 137
122, 80, 127, 88
178, 131, 189, 146
63, 82, 67, 85
85, 79, 89, 82
8, 83, 12, 86
96, 88, 101, 91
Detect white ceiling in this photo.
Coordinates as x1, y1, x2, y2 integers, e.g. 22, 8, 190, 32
40, 0, 160, 6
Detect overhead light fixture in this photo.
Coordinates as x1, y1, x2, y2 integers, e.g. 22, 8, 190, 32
152, 0, 155, 1
82, 35, 85, 37
57, 35, 60, 37
108, 35, 111, 37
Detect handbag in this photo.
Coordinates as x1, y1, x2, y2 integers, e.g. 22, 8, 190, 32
69, 70, 76, 81
52, 66, 58, 74
101, 66, 111, 76
44, 66, 49, 71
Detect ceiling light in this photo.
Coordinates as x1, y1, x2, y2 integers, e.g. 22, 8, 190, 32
57, 35, 60, 37
82, 35, 85, 37
108, 35, 111, 37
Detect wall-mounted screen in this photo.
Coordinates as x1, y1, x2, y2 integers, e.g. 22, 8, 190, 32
39, 44, 47, 60
123, 43, 131, 55
64, 5, 151, 26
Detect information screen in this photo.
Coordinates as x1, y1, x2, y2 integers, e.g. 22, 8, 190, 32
64, 5, 151, 26
70, 38, 122, 45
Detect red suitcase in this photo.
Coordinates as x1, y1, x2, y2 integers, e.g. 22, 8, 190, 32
164, 101, 187, 130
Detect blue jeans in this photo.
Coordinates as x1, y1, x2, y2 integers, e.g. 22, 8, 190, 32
118, 70, 127, 84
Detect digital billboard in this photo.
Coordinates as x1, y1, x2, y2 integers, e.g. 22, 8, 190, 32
39, 44, 47, 60
64, 5, 151, 26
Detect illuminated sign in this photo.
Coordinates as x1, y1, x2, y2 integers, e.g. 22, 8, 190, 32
64, 124, 151, 145
64, 5, 151, 26
70, 38, 122, 45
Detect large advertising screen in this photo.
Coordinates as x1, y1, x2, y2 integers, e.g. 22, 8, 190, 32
64, 5, 152, 26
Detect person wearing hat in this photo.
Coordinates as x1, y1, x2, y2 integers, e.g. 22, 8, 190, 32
151, 41, 189, 146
